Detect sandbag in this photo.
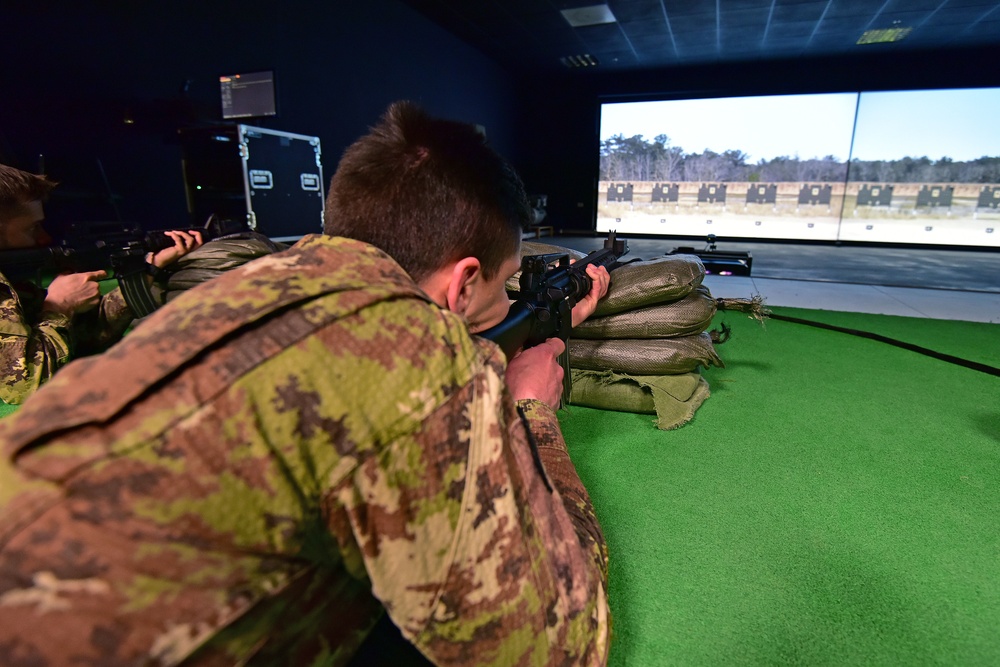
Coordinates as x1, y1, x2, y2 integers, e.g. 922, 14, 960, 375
573, 285, 716, 339
165, 233, 287, 299
569, 332, 723, 375
569, 369, 711, 430
592, 254, 705, 317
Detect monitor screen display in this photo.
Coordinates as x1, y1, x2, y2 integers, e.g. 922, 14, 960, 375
220, 70, 277, 120
597, 87, 1000, 248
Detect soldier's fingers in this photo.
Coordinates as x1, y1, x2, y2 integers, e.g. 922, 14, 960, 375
587, 264, 609, 286
168, 230, 193, 248
541, 337, 566, 357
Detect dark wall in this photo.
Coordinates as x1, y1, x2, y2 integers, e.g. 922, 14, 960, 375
1, 0, 522, 232
518, 45, 1000, 232
5, 4, 998, 238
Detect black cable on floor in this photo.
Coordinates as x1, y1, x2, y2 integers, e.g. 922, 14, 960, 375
768, 312, 1000, 378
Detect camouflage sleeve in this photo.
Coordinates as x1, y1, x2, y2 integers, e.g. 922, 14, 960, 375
72, 286, 134, 356
516, 398, 609, 582
333, 343, 611, 667
0, 280, 73, 405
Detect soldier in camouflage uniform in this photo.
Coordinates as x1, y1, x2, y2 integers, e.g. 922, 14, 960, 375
0, 102, 612, 666
0, 164, 203, 404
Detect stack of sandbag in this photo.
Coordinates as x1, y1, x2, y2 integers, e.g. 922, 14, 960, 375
127, 232, 289, 330
163, 232, 288, 302
569, 252, 720, 430
513, 240, 764, 430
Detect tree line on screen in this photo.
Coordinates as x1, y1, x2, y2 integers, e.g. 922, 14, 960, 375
600, 134, 1000, 183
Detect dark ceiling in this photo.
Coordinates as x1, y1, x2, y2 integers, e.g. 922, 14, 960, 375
400, 0, 1000, 75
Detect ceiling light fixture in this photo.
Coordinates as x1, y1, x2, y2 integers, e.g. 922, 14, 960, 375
560, 4, 617, 28
857, 20, 912, 44
560, 53, 600, 68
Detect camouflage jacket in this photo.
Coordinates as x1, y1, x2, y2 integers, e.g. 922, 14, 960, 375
0, 235, 610, 666
0, 271, 132, 405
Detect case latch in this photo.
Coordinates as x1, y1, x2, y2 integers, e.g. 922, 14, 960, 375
249, 170, 273, 189
300, 173, 321, 191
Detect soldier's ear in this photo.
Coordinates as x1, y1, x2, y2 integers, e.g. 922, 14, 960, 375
445, 257, 482, 317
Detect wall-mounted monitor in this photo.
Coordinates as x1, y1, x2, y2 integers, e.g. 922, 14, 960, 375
597, 87, 1000, 248
220, 70, 277, 120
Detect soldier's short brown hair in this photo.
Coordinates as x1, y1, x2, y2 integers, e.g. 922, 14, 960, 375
0, 164, 57, 219
324, 101, 529, 283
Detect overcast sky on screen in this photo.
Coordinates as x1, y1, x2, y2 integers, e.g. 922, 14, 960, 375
600, 88, 1000, 163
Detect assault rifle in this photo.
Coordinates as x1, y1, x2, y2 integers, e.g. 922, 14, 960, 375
0, 215, 247, 317
480, 231, 629, 359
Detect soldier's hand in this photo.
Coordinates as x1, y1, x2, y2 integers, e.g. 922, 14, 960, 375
571, 264, 610, 328
149, 230, 204, 268
505, 337, 565, 408
43, 270, 108, 316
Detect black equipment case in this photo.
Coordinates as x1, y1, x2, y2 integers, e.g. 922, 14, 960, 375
179, 125, 325, 241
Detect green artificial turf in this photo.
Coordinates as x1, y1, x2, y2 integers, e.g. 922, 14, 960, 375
560, 307, 1000, 666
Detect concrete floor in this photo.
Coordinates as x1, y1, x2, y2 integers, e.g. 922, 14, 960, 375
535, 232, 1000, 324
